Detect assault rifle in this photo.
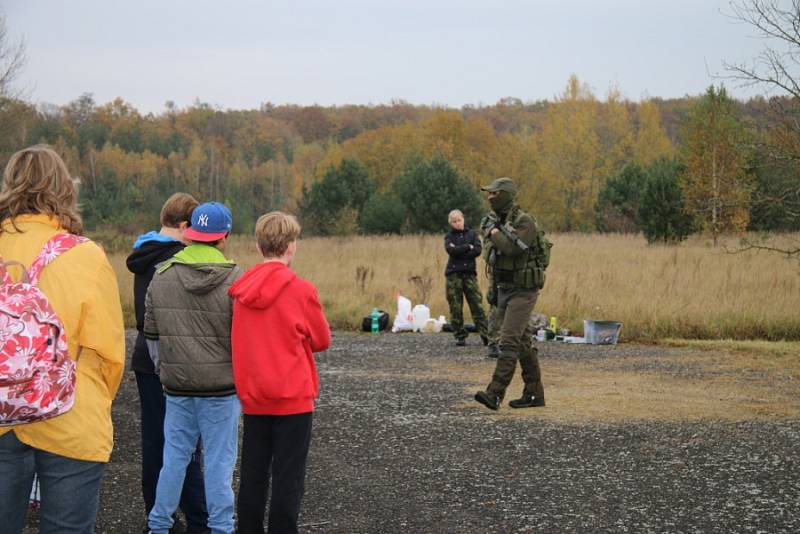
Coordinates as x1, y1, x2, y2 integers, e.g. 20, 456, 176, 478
494, 222, 529, 252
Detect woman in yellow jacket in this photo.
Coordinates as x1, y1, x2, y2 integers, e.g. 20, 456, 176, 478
0, 145, 125, 534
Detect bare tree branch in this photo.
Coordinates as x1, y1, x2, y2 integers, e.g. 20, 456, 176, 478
0, 14, 25, 97
723, 1, 800, 97
725, 240, 800, 255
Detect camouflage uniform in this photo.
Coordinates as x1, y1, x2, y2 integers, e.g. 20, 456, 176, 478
474, 177, 545, 410
444, 225, 488, 342
445, 274, 487, 341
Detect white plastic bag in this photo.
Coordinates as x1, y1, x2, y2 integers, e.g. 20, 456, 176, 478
391, 294, 414, 332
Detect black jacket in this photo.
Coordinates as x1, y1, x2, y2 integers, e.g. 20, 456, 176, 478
444, 227, 482, 276
126, 236, 185, 374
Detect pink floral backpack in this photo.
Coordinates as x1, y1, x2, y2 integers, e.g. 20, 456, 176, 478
0, 233, 88, 426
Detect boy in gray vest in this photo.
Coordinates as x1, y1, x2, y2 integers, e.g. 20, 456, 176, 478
144, 201, 243, 534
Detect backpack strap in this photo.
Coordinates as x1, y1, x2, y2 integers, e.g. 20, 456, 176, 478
28, 233, 90, 286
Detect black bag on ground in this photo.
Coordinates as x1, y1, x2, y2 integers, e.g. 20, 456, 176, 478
361, 310, 390, 332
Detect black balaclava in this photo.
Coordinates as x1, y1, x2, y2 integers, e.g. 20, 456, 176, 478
489, 190, 514, 214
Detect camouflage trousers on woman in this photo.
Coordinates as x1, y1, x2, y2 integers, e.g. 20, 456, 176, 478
445, 273, 488, 341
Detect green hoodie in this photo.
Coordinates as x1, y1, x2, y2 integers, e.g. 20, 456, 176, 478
156, 243, 234, 273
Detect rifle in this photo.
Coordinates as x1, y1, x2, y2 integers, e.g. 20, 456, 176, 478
494, 222, 529, 252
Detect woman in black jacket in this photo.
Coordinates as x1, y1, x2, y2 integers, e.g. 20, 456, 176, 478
444, 210, 489, 346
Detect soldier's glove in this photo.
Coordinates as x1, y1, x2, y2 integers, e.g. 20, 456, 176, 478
480, 214, 499, 239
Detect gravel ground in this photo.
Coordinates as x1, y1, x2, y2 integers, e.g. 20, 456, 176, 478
25, 331, 800, 533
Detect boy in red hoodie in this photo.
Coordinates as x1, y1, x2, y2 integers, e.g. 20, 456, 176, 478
229, 211, 331, 534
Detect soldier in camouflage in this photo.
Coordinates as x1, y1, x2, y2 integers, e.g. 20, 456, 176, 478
474, 177, 546, 410
444, 209, 488, 346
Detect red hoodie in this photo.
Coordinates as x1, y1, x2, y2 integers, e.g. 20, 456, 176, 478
229, 261, 331, 415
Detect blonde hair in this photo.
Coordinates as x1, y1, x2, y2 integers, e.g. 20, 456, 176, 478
448, 209, 464, 223
160, 192, 198, 228
0, 144, 82, 235
255, 211, 301, 257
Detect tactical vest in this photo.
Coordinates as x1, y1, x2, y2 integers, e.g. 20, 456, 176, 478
491, 205, 551, 290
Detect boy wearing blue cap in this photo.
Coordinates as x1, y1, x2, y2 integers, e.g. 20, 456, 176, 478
144, 201, 243, 534
126, 193, 208, 532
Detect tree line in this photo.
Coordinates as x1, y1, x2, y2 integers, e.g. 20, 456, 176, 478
0, 75, 796, 241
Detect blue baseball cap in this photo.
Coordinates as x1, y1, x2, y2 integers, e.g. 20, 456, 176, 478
183, 202, 233, 242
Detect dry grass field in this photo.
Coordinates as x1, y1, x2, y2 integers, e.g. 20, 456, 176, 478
106, 232, 799, 341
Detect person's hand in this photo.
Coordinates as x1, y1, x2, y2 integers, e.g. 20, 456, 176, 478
490, 228, 499, 236
448, 242, 455, 247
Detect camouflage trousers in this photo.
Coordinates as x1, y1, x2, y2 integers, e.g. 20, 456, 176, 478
445, 273, 488, 340
486, 287, 545, 400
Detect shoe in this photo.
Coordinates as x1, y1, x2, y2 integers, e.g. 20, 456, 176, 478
508, 394, 545, 408
455, 338, 466, 346
474, 391, 500, 411
480, 335, 489, 346
486, 344, 500, 359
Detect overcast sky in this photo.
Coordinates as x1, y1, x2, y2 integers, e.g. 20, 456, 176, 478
3, 0, 772, 114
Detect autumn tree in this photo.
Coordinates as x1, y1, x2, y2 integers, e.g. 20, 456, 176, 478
633, 100, 674, 165
537, 75, 602, 230
489, 132, 538, 210
682, 85, 754, 246
596, 88, 635, 177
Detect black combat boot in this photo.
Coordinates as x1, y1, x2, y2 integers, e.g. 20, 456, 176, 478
474, 391, 500, 410
486, 344, 500, 359
455, 338, 466, 346
480, 334, 489, 346
508, 394, 545, 408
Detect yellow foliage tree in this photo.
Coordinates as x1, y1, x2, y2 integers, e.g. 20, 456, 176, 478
634, 100, 674, 165
290, 142, 326, 203
597, 87, 635, 178
682, 86, 753, 246
537, 75, 602, 230
488, 133, 539, 212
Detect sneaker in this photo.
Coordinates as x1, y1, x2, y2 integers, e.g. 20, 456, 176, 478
486, 344, 500, 359
480, 335, 489, 346
508, 394, 545, 408
455, 338, 466, 346
474, 391, 500, 411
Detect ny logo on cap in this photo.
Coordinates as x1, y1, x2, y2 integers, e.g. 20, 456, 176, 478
198, 214, 209, 227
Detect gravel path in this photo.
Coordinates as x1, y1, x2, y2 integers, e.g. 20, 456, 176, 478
25, 331, 800, 533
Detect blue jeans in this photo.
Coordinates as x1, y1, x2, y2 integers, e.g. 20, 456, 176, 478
149, 395, 241, 534
0, 432, 105, 534
136, 371, 208, 531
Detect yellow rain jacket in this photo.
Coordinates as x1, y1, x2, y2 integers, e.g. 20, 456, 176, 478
0, 214, 125, 462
